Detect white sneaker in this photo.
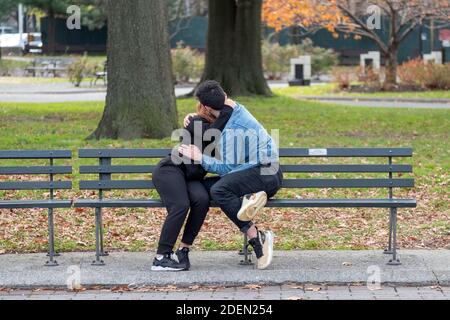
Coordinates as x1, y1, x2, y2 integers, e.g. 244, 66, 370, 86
248, 230, 274, 270
237, 191, 268, 222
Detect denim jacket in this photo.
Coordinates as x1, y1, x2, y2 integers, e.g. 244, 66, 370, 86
201, 103, 279, 176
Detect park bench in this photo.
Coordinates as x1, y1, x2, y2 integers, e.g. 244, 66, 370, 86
90, 60, 107, 86
25, 57, 75, 77
73, 148, 416, 267
0, 150, 72, 266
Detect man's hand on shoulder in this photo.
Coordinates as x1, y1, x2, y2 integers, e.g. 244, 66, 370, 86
183, 113, 197, 128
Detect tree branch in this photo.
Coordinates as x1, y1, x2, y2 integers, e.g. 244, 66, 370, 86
337, 3, 389, 53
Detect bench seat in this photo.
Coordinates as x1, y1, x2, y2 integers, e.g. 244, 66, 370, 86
0, 200, 72, 209
74, 198, 417, 209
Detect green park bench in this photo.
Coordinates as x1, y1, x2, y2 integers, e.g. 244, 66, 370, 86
25, 57, 75, 77
0, 150, 73, 266
73, 148, 416, 267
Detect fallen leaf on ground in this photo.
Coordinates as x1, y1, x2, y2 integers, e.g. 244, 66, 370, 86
244, 284, 262, 290
305, 287, 321, 292
287, 296, 307, 300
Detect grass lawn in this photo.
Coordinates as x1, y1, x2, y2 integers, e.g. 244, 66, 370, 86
275, 84, 450, 99
0, 96, 449, 254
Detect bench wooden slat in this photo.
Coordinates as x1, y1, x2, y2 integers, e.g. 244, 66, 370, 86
0, 181, 72, 190
78, 148, 413, 159
79, 178, 414, 190
78, 164, 412, 174
79, 149, 170, 158
0, 200, 72, 209
279, 148, 413, 157
73, 198, 417, 208
0, 150, 72, 159
280, 164, 412, 173
79, 180, 154, 190
282, 178, 414, 188
265, 199, 417, 208
79, 165, 156, 174
0, 166, 72, 175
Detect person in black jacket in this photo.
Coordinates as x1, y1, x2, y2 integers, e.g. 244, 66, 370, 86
151, 102, 233, 272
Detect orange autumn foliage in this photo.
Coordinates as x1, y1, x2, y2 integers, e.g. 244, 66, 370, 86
262, 0, 346, 32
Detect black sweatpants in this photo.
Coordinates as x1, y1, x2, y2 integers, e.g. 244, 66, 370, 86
153, 163, 210, 255
203, 165, 283, 233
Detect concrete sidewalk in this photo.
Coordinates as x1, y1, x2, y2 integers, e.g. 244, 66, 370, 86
298, 96, 450, 109
0, 250, 448, 288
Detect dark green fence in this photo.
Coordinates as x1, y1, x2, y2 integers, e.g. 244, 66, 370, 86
41, 16, 449, 64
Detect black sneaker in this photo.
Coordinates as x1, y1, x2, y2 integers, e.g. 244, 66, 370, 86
248, 230, 274, 270
151, 253, 186, 271
175, 247, 191, 270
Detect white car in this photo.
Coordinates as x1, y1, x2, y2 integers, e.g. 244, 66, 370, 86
0, 27, 43, 53
25, 33, 43, 53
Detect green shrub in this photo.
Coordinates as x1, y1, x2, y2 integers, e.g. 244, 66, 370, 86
68, 53, 96, 87
262, 38, 338, 80
0, 59, 28, 76
298, 39, 339, 76
171, 42, 204, 83
262, 41, 300, 80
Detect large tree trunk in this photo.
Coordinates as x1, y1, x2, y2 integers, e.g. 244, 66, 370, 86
384, 46, 398, 89
90, 0, 177, 140
199, 0, 271, 96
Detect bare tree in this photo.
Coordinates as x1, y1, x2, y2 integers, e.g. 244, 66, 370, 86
335, 0, 450, 88
168, 0, 207, 39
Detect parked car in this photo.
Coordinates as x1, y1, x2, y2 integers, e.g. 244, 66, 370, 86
25, 33, 43, 54
0, 28, 42, 54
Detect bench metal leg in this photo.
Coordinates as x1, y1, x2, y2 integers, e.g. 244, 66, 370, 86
239, 234, 253, 266
92, 208, 105, 266
384, 208, 394, 255
98, 209, 109, 257
45, 208, 58, 267
387, 208, 401, 266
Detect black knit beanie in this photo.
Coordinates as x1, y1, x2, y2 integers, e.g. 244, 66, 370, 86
194, 80, 226, 110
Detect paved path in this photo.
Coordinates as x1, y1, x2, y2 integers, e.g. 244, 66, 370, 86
0, 250, 448, 288
0, 285, 448, 300
0, 82, 289, 103
300, 97, 450, 109
1, 81, 448, 109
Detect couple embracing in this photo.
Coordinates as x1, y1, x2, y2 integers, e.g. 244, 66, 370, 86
151, 81, 283, 272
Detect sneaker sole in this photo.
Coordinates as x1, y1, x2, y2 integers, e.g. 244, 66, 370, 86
151, 266, 185, 272
257, 231, 274, 270
237, 192, 268, 222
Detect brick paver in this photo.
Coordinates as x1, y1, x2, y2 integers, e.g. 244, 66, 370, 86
0, 286, 448, 300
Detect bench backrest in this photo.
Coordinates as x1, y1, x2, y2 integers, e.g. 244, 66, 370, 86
31, 57, 76, 66
0, 150, 72, 197
78, 148, 414, 196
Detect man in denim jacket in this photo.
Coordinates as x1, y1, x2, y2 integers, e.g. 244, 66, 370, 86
180, 81, 283, 270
